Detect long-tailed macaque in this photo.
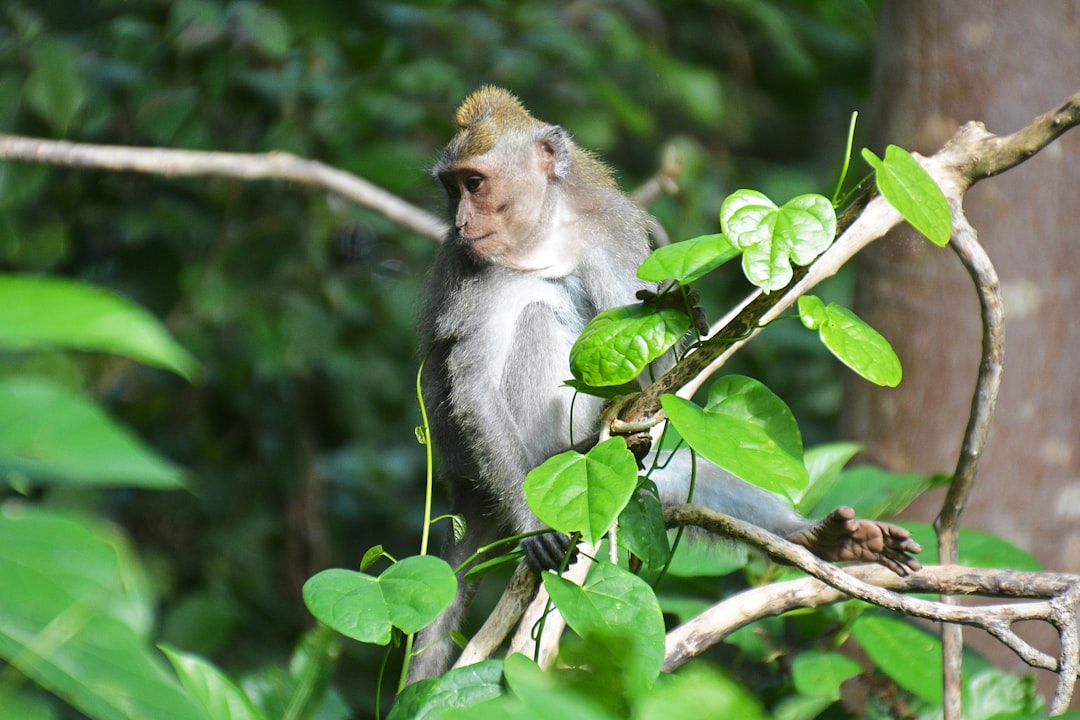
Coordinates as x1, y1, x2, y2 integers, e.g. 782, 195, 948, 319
412, 87, 920, 681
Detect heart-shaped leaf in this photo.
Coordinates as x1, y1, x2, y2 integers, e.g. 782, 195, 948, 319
523, 437, 638, 545
388, 661, 504, 720
302, 555, 456, 645
661, 377, 807, 498
570, 304, 689, 387
719, 190, 836, 293
543, 561, 665, 685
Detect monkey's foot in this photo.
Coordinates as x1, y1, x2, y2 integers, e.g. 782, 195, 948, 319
786, 506, 922, 576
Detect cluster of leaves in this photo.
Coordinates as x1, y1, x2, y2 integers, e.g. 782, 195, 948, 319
0, 2, 1041, 719
0, 0, 888, 699
0, 277, 350, 718
299, 158, 1051, 719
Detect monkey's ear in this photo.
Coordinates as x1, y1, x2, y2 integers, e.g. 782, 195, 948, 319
537, 125, 572, 179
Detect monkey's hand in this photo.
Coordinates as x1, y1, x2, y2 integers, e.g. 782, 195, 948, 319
785, 506, 922, 576
521, 532, 577, 571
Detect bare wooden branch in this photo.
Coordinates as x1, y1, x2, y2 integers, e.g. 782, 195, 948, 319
0, 133, 449, 240
662, 504, 1080, 694
0, 131, 681, 245
663, 563, 1080, 673
454, 564, 539, 669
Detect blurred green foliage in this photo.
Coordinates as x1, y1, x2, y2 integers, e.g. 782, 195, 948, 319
0, 0, 883, 715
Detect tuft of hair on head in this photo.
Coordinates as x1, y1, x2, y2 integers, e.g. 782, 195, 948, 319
454, 86, 534, 130
445, 86, 541, 161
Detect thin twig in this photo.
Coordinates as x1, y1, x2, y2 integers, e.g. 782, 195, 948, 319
936, 207, 1006, 719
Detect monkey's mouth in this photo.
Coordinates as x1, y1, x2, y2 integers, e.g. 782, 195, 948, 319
459, 232, 494, 246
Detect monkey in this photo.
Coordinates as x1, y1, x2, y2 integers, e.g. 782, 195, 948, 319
410, 87, 920, 682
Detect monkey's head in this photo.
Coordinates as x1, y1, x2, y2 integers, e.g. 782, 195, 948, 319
434, 87, 615, 275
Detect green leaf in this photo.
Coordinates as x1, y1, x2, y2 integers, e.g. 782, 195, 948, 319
570, 304, 689, 387
0, 275, 199, 380
380, 556, 457, 634
523, 438, 638, 545
463, 551, 522, 583
0, 376, 186, 489
359, 545, 384, 572
704, 375, 803, 458
720, 190, 836, 293
963, 668, 1044, 719
904, 524, 1042, 571
791, 650, 862, 701
637, 664, 768, 720
231, 3, 291, 58
0, 691, 56, 720
453, 653, 617, 720
563, 378, 644, 401
542, 561, 665, 685
851, 613, 942, 705
802, 466, 946, 521
162, 645, 267, 720
636, 233, 740, 285
25, 38, 87, 134
303, 570, 387, 644
302, 555, 456, 645
862, 145, 952, 246
0, 505, 207, 720
616, 480, 670, 575
388, 661, 505, 720
798, 295, 902, 387
797, 442, 862, 509
661, 377, 807, 499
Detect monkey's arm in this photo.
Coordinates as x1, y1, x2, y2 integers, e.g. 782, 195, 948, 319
445, 289, 599, 569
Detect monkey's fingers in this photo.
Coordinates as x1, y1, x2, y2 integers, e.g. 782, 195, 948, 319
789, 507, 922, 576
521, 532, 577, 571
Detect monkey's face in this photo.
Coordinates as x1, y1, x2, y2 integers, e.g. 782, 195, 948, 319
439, 142, 559, 271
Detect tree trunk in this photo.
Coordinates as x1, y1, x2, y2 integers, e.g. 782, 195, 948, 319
843, 0, 1080, 698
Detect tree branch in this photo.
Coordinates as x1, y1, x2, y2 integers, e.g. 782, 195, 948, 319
662, 503, 1080, 708
0, 133, 449, 240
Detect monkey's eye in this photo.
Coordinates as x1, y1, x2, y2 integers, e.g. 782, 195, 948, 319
463, 175, 484, 193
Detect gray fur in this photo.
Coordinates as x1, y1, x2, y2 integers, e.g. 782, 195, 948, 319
409, 115, 822, 681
